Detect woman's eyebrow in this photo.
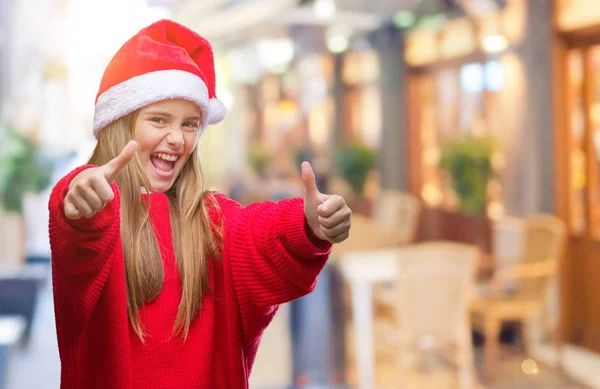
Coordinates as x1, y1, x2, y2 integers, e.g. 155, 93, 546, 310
143, 110, 172, 118
142, 111, 200, 121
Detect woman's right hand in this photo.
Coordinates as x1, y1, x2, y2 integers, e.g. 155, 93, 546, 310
64, 141, 137, 220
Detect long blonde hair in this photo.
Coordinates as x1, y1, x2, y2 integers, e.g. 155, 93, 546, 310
88, 112, 223, 341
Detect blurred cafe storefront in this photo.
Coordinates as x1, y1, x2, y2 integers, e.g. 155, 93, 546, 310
403, 0, 534, 253
553, 0, 600, 355
403, 0, 600, 359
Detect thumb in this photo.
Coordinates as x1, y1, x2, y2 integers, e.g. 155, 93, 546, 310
104, 140, 138, 182
301, 161, 320, 199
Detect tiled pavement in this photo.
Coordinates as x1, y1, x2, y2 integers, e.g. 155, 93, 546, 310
344, 346, 589, 389
480, 350, 588, 389
5, 275, 60, 389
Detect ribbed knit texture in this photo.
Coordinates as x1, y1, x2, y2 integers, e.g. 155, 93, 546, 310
49, 166, 331, 389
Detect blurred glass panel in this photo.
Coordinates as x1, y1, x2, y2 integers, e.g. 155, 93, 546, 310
568, 49, 587, 234
359, 85, 381, 148
460, 63, 484, 93
485, 60, 504, 92
588, 45, 600, 238
342, 51, 381, 145
419, 75, 444, 207
415, 59, 505, 212
308, 95, 332, 147
436, 68, 459, 142
346, 87, 362, 142
459, 63, 484, 134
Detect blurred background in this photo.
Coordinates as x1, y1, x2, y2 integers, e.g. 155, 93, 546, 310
1, 0, 599, 388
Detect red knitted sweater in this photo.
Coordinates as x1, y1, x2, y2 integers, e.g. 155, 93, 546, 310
48, 166, 331, 389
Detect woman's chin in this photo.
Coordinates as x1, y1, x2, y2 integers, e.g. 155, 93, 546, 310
145, 176, 176, 193
145, 165, 177, 193
147, 181, 173, 193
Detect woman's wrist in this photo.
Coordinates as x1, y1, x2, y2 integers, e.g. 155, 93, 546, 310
304, 216, 328, 249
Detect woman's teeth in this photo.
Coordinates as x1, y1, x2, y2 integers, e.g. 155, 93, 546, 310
150, 153, 178, 174
153, 153, 178, 162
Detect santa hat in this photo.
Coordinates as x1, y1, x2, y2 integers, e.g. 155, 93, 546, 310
92, 19, 226, 137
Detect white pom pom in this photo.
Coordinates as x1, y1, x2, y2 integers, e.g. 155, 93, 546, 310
208, 98, 226, 125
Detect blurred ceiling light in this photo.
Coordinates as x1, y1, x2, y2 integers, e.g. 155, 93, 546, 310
326, 25, 351, 54
314, 0, 336, 20
327, 35, 349, 54
521, 359, 539, 375
392, 11, 416, 29
256, 39, 295, 72
482, 34, 508, 53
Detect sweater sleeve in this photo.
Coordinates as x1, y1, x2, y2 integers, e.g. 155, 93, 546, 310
217, 195, 331, 347
48, 165, 121, 333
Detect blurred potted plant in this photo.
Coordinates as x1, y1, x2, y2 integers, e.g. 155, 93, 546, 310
439, 134, 497, 216
337, 143, 375, 214
0, 122, 54, 266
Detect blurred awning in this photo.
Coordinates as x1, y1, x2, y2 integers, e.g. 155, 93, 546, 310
169, 0, 508, 83
171, 0, 420, 48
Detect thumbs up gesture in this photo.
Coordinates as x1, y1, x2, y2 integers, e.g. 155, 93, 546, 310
302, 161, 352, 244
64, 141, 138, 220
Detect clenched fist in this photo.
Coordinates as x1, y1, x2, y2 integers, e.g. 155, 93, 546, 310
302, 161, 352, 244
64, 141, 138, 219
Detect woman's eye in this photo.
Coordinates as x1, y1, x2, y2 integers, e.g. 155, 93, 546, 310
183, 122, 200, 130
151, 118, 167, 125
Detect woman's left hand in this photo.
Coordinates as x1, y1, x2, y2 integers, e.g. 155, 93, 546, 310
302, 162, 352, 244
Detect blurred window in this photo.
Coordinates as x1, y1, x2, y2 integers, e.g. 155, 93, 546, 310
568, 49, 588, 234
414, 59, 505, 215
342, 50, 382, 146
567, 45, 600, 238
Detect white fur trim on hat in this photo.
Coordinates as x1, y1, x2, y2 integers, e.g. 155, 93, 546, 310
93, 69, 214, 137
208, 98, 226, 125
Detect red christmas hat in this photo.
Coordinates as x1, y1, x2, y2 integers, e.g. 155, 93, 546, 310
92, 19, 226, 137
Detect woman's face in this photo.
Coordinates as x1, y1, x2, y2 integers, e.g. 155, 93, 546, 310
134, 99, 202, 193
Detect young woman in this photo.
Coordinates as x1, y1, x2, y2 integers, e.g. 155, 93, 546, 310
48, 19, 351, 389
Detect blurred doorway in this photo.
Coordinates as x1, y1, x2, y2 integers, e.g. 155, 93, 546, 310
555, 21, 600, 356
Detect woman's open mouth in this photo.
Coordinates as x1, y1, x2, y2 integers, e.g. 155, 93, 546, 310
150, 153, 180, 177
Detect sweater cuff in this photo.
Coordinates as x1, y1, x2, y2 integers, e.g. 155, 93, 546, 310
51, 165, 120, 232
275, 198, 332, 262
304, 217, 329, 249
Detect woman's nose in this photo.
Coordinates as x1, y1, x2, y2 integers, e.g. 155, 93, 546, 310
167, 128, 185, 149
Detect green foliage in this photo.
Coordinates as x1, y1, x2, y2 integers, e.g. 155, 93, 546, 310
338, 143, 375, 196
0, 123, 55, 213
439, 135, 497, 216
